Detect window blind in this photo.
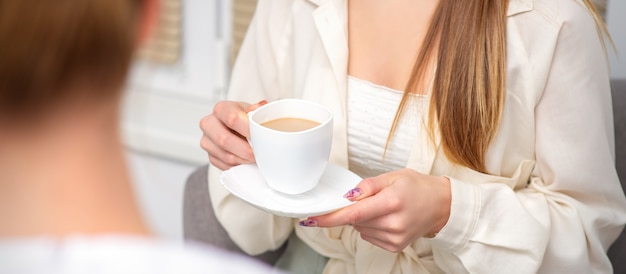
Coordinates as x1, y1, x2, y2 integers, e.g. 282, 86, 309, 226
137, 0, 182, 64
232, 0, 257, 63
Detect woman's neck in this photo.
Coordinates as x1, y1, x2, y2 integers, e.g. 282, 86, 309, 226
347, 0, 439, 92
0, 101, 151, 238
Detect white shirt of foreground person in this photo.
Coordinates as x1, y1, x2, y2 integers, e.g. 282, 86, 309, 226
0, 236, 280, 274
207, 0, 626, 273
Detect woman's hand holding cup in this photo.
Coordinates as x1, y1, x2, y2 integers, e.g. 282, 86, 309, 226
200, 100, 267, 170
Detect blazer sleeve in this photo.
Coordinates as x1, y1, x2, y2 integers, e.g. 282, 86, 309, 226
430, 3, 626, 273
208, 0, 295, 255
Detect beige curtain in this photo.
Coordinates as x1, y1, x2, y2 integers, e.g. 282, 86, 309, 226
232, 0, 257, 63
137, 0, 182, 64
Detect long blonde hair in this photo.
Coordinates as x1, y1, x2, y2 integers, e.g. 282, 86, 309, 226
390, 0, 611, 173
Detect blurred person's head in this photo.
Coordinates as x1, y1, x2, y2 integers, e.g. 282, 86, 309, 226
0, 0, 158, 238
0, 0, 154, 125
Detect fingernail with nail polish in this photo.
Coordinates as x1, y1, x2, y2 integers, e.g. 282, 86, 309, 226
299, 219, 318, 227
246, 100, 268, 112
343, 188, 362, 199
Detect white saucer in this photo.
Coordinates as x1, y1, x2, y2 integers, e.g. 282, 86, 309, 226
220, 163, 361, 218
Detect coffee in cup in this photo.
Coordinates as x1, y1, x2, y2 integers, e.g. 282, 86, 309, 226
248, 99, 333, 194
261, 117, 320, 132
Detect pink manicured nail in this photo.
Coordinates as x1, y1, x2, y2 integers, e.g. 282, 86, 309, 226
245, 100, 268, 112
299, 219, 318, 227
343, 188, 362, 199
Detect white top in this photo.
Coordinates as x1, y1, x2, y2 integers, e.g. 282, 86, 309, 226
0, 235, 278, 274
347, 76, 429, 178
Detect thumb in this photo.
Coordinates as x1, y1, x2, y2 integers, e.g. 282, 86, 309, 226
245, 100, 268, 113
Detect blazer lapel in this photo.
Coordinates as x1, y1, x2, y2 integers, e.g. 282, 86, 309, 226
311, 0, 349, 114
306, 0, 351, 168
508, 0, 533, 16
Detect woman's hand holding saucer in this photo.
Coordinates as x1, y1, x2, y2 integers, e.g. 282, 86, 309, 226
300, 169, 452, 253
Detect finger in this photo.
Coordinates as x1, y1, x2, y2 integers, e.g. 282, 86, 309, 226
212, 101, 253, 139
200, 114, 255, 162
202, 131, 254, 164
354, 225, 389, 246
202, 136, 254, 169
353, 224, 408, 251
207, 155, 230, 171
302, 189, 396, 227
207, 151, 253, 171
358, 232, 405, 253
245, 100, 268, 112
343, 175, 395, 201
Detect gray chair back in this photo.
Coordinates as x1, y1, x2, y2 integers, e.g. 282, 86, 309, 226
609, 78, 626, 273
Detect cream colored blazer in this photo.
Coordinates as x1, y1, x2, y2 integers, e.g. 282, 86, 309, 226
208, 0, 626, 272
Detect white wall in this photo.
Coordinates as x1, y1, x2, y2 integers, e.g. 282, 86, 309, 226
607, 0, 626, 79
123, 0, 231, 165
126, 151, 198, 240
122, 0, 231, 239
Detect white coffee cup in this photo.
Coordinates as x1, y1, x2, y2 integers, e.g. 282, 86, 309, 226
248, 99, 333, 194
